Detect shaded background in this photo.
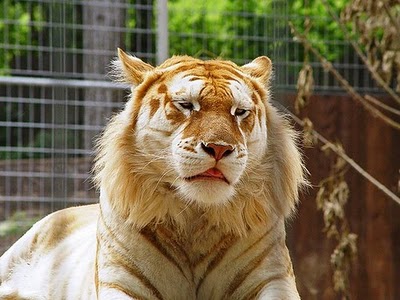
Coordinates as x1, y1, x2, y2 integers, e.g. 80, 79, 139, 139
0, 0, 399, 299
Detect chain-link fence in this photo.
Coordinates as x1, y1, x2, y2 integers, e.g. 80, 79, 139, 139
0, 0, 375, 252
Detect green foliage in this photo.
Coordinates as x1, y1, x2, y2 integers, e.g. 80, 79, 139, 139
0, 1, 29, 74
0, 0, 44, 74
289, 0, 348, 61
125, 5, 137, 48
168, 0, 277, 60
168, 0, 350, 63
29, 129, 80, 155
0, 211, 39, 237
0, 128, 80, 160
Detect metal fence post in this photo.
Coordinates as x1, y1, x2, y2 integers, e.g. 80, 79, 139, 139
156, 0, 169, 65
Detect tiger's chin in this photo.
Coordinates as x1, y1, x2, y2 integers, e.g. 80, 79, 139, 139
177, 179, 236, 206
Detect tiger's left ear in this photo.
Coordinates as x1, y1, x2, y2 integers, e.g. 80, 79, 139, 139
114, 48, 154, 86
241, 56, 272, 86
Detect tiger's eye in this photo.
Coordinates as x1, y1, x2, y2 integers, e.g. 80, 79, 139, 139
235, 108, 248, 116
179, 102, 194, 111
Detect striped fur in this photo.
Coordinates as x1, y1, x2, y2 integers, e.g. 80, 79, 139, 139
0, 49, 306, 299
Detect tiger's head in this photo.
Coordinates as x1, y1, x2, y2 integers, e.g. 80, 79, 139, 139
95, 49, 306, 234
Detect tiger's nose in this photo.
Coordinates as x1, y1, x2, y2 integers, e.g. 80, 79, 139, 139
201, 143, 234, 160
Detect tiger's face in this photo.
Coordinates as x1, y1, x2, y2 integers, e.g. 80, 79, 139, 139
96, 49, 305, 230
118, 51, 272, 206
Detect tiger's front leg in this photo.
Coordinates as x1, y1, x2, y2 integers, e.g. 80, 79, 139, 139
95, 245, 158, 300
253, 242, 300, 300
95, 240, 195, 300
95, 205, 196, 300
94, 229, 160, 300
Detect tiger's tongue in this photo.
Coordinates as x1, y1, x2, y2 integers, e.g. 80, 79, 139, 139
199, 168, 225, 179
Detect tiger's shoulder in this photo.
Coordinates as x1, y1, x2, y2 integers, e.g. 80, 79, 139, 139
1, 204, 99, 259
0, 204, 99, 298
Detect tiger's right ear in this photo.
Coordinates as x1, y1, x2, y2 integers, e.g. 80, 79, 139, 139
113, 48, 154, 86
241, 56, 272, 87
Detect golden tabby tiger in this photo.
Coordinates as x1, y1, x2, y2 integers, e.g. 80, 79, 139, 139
0, 49, 306, 299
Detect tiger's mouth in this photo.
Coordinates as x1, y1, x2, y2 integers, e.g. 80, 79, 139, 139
184, 168, 229, 184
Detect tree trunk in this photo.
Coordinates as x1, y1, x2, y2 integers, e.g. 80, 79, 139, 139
82, 0, 125, 150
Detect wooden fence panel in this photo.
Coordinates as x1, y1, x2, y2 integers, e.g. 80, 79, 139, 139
281, 94, 400, 300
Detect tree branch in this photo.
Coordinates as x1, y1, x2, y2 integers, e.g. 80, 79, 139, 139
320, 0, 400, 106
290, 23, 400, 131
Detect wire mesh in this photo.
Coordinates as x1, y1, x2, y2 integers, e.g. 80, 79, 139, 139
0, 0, 143, 252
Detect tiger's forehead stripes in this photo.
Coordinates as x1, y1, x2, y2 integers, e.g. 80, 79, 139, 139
130, 59, 267, 143
228, 80, 254, 109
163, 69, 257, 112
159, 58, 250, 84
168, 74, 205, 102
149, 57, 266, 112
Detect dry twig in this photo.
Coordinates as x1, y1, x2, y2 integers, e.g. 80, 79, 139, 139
364, 94, 400, 117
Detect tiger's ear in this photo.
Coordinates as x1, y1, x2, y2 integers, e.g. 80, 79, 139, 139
114, 48, 154, 86
241, 56, 272, 86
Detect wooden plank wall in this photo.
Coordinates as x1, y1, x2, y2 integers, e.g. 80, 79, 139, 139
280, 94, 400, 300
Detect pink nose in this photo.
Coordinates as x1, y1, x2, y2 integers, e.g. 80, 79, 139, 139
201, 143, 234, 160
